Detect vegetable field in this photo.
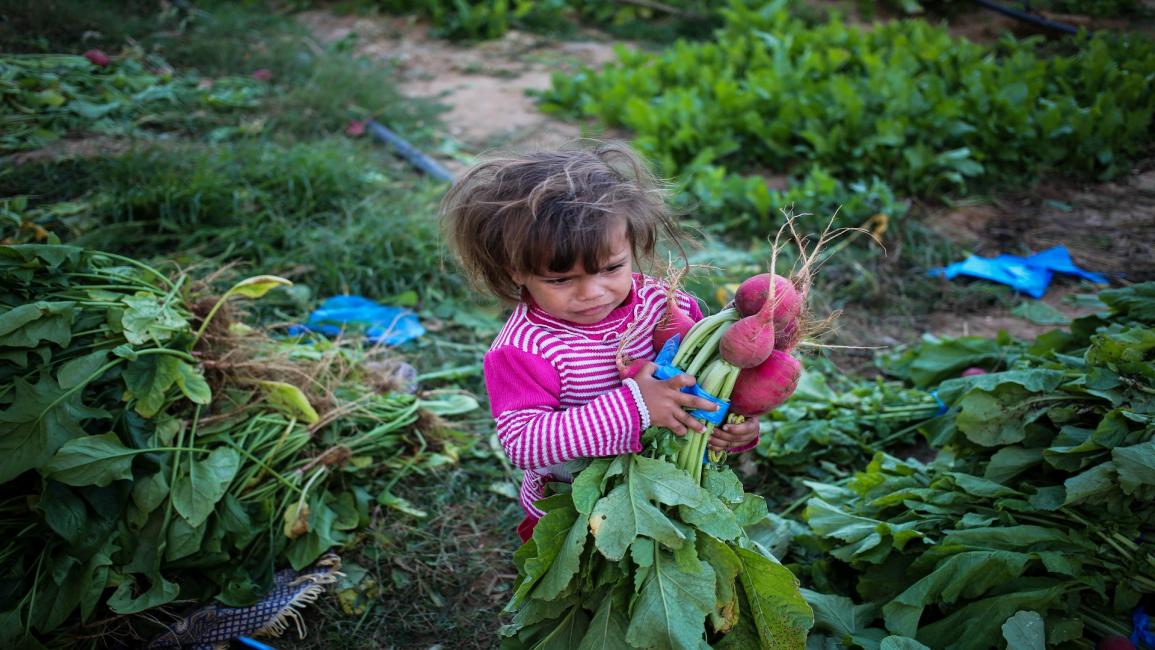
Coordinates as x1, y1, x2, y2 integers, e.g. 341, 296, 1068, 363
2, 1, 1154, 649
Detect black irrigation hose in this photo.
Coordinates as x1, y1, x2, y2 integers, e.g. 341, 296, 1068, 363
972, 0, 1083, 34
366, 120, 454, 182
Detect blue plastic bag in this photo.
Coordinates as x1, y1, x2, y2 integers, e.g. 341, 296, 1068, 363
929, 245, 1107, 298
287, 295, 425, 346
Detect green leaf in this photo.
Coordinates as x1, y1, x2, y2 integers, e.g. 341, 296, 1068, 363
625, 547, 716, 650
1001, 610, 1045, 650
417, 392, 479, 416
535, 510, 589, 602
40, 481, 88, 544
535, 605, 591, 650
955, 384, 1049, 447
174, 360, 212, 405
165, 515, 206, 562
803, 588, 878, 639
1112, 441, 1155, 494
983, 446, 1043, 484
1011, 301, 1069, 325
107, 572, 179, 614
699, 533, 742, 634
882, 551, 1034, 637
916, 585, 1067, 650
79, 544, 115, 621
1063, 461, 1116, 505
1099, 282, 1155, 323
120, 294, 188, 345
734, 547, 813, 648
511, 496, 581, 606
902, 337, 1004, 388
879, 636, 931, 650
0, 372, 108, 483
43, 433, 137, 486
377, 490, 428, 517
589, 455, 740, 561
56, 350, 109, 390
122, 354, 181, 418
804, 498, 928, 564
286, 497, 342, 570
577, 585, 631, 650
131, 470, 169, 515
0, 301, 75, 348
572, 458, 613, 515
257, 380, 318, 424
223, 274, 292, 300
171, 446, 240, 527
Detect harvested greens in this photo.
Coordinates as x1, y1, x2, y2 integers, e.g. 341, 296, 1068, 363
785, 283, 1155, 649
0, 244, 469, 646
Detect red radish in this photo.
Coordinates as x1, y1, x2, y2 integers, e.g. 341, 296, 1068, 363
730, 350, 802, 417
83, 49, 110, 67
1098, 636, 1135, 650
617, 356, 649, 381
652, 272, 696, 354
735, 273, 800, 323
721, 273, 801, 368
961, 367, 987, 377
719, 309, 775, 368
774, 317, 800, 351
734, 272, 804, 352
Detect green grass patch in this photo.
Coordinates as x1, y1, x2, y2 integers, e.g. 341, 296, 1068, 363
2, 140, 460, 300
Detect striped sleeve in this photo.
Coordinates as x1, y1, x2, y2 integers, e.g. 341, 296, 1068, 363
484, 345, 643, 470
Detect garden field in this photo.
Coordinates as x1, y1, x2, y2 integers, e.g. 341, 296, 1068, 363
2, 1, 1155, 648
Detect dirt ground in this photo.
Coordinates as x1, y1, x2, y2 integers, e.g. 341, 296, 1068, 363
298, 10, 621, 165
298, 6, 1155, 347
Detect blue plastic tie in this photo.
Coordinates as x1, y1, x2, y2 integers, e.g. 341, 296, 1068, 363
1134, 606, 1154, 649
239, 637, 277, 650
930, 389, 949, 416
650, 335, 731, 425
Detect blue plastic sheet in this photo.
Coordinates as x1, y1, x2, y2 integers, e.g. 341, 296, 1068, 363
929, 245, 1108, 298
287, 295, 425, 346
1134, 606, 1154, 649
651, 334, 730, 425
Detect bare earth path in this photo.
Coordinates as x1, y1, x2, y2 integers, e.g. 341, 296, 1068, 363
299, 10, 621, 163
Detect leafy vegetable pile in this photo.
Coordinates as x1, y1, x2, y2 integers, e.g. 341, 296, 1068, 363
779, 283, 1155, 649
1, 51, 268, 153
0, 244, 469, 646
753, 369, 942, 507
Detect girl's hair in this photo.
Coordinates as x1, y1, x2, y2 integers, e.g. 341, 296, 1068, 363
440, 141, 682, 304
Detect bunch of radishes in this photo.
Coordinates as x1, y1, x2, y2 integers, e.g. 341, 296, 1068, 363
651, 271, 804, 419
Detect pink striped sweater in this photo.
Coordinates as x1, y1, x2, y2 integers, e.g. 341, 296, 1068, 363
483, 273, 703, 519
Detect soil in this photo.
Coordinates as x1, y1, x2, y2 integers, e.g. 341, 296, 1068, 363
297, 10, 623, 168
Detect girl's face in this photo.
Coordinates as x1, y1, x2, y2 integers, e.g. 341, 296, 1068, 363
512, 223, 634, 325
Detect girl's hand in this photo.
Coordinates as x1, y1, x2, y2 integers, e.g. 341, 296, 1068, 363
708, 416, 759, 452
633, 363, 719, 436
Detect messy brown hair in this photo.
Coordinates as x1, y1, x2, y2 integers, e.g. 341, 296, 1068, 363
440, 141, 683, 304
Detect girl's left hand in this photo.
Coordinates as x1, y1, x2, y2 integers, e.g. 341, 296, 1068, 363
708, 416, 760, 452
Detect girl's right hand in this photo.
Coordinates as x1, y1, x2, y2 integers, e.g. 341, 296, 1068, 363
632, 362, 719, 436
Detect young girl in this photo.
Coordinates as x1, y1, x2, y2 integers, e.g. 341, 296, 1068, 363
440, 142, 760, 542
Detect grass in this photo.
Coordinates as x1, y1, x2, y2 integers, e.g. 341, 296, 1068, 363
3, 140, 459, 300
280, 451, 523, 649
